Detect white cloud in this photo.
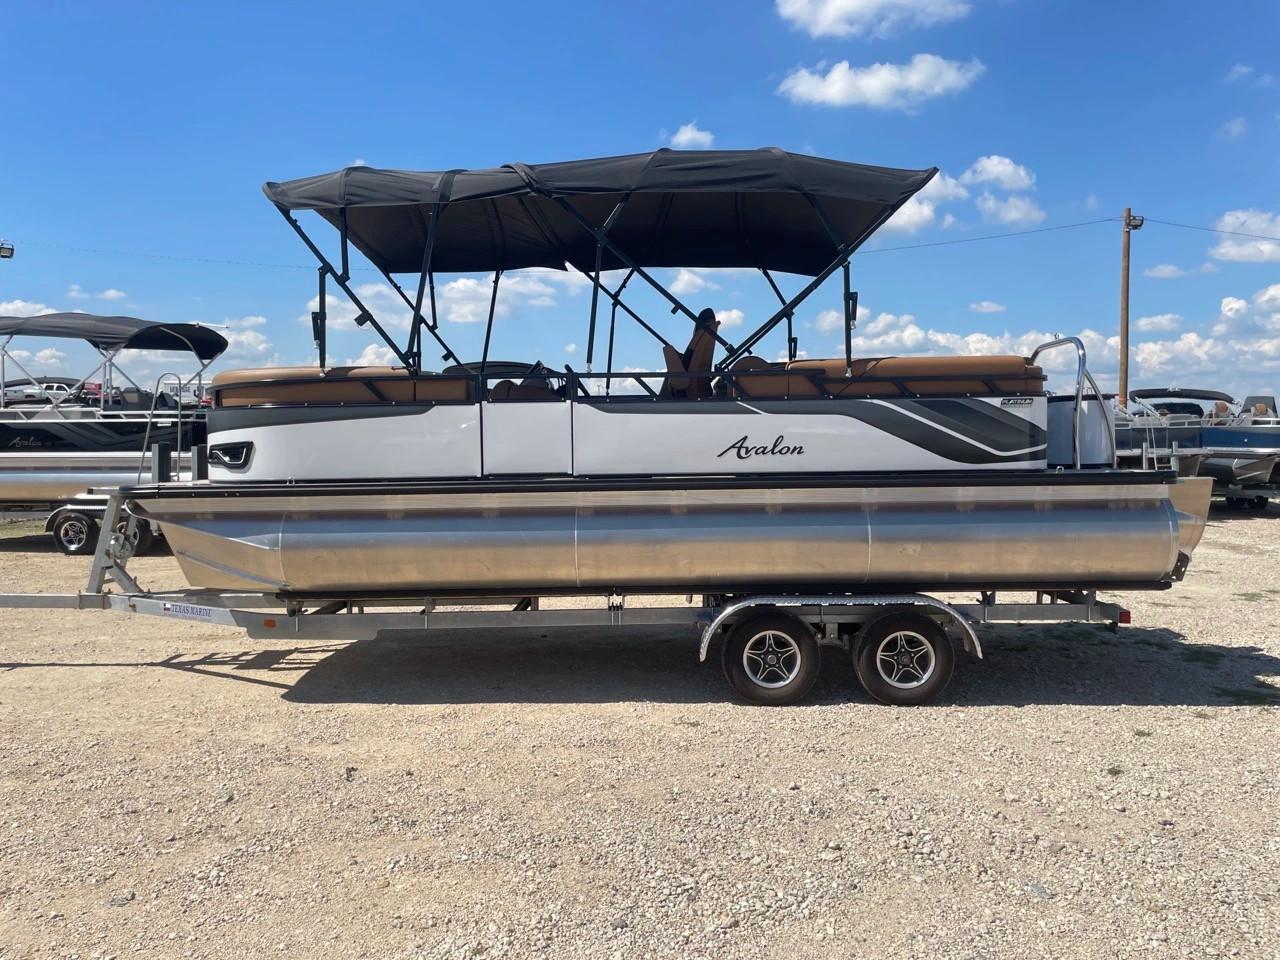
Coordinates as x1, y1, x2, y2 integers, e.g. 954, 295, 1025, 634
9, 347, 68, 369
670, 268, 719, 295
1224, 63, 1276, 87
848, 311, 928, 351
882, 171, 967, 233
1209, 209, 1280, 262
1131, 332, 1220, 378
670, 122, 714, 149
1221, 116, 1248, 139
228, 315, 268, 328
1085, 193, 1099, 212
0, 299, 57, 317
960, 155, 1035, 191
968, 300, 1006, 313
300, 271, 585, 332
940, 212, 958, 229
67, 284, 128, 301
349, 343, 397, 366
564, 342, 577, 354
975, 191, 1046, 226
777, 54, 984, 111
776, 0, 971, 38
715, 308, 745, 328
815, 304, 869, 333
1136, 313, 1182, 332
1143, 263, 1184, 279
222, 328, 273, 362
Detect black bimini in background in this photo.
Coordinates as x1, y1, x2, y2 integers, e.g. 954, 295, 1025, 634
263, 149, 938, 374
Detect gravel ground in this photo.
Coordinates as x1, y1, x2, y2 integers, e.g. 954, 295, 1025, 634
1, 506, 1278, 959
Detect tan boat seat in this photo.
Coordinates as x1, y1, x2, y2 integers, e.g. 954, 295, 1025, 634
661, 309, 721, 399
729, 355, 1045, 399
212, 366, 473, 407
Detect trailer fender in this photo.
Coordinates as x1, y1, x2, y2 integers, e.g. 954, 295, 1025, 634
698, 594, 981, 663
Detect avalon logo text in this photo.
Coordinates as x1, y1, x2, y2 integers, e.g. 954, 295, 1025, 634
717, 435, 805, 460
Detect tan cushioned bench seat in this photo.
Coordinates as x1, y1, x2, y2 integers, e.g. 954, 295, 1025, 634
212, 366, 473, 407
731, 355, 1045, 399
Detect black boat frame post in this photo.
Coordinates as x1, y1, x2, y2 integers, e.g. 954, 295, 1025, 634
276, 207, 425, 373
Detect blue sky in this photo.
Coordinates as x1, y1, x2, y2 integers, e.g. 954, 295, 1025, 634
2, 0, 1278, 396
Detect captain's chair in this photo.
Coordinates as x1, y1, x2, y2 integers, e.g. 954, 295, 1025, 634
661, 308, 721, 399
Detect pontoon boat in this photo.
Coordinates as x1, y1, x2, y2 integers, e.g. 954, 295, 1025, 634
121, 149, 1211, 597
1117, 388, 1280, 506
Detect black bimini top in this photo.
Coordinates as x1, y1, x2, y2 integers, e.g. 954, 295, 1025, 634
264, 148, 938, 276
0, 313, 228, 360
1130, 387, 1234, 403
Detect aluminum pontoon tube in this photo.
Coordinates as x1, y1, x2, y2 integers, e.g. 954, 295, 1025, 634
0, 452, 190, 503
126, 476, 1211, 595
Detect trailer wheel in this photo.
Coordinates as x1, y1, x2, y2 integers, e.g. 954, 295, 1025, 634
721, 613, 820, 706
52, 512, 99, 556
854, 614, 955, 706
116, 518, 155, 555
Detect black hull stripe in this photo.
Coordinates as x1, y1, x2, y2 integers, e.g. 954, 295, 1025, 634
123, 468, 1176, 500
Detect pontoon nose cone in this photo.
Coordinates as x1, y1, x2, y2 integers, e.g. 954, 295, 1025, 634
1167, 477, 1212, 555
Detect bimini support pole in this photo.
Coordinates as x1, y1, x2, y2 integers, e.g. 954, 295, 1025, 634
570, 264, 676, 353
0, 335, 8, 410
479, 270, 503, 382
760, 269, 794, 361
604, 269, 634, 395
585, 199, 629, 373
719, 243, 855, 371
275, 206, 415, 371
553, 197, 739, 357
842, 263, 856, 377
408, 202, 447, 367
312, 267, 328, 369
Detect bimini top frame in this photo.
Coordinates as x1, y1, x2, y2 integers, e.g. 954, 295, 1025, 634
264, 148, 938, 375
0, 313, 228, 412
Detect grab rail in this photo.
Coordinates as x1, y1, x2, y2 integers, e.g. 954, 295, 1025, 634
1029, 336, 1115, 469
136, 372, 188, 483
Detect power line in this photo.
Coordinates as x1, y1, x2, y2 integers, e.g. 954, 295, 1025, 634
18, 214, 1277, 270
19, 239, 318, 271
1141, 216, 1280, 243
861, 218, 1118, 254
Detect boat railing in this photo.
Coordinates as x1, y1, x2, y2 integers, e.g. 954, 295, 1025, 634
1029, 336, 1114, 470
136, 373, 189, 483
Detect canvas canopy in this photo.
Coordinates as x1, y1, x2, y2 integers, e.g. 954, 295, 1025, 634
0, 313, 228, 360
1129, 388, 1234, 403
264, 148, 937, 277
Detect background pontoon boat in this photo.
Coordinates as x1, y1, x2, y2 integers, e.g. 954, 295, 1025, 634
119, 148, 1210, 607
0, 313, 227, 551
1117, 387, 1279, 509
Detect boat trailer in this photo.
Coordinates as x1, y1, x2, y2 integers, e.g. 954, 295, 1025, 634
0, 492, 1132, 706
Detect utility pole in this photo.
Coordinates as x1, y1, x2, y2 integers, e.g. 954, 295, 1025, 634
1118, 209, 1143, 407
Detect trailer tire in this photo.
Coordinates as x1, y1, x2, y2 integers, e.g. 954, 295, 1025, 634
854, 614, 955, 706
52, 512, 99, 556
116, 518, 155, 555
721, 613, 821, 706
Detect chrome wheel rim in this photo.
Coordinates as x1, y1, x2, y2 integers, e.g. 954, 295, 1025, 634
875, 631, 936, 689
58, 519, 88, 551
742, 630, 802, 689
